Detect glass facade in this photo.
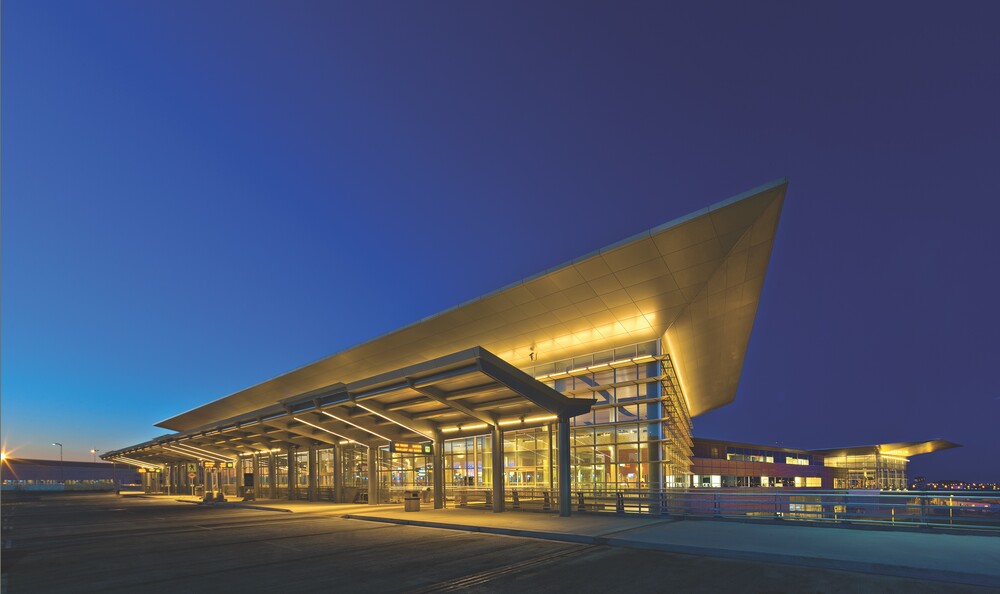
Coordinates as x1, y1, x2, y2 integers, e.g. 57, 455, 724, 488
524, 340, 694, 494
223, 340, 918, 507
824, 452, 909, 490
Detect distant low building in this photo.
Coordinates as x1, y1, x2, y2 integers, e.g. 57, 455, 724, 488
692, 438, 959, 491
0, 457, 140, 491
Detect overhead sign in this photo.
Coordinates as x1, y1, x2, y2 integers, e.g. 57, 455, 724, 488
390, 442, 432, 455
202, 461, 234, 469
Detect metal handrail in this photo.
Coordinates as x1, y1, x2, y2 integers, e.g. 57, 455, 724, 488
567, 488, 1000, 531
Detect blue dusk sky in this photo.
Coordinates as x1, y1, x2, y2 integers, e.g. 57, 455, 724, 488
3, 2, 998, 481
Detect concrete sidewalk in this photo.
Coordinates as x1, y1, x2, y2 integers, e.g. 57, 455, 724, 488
136, 495, 1000, 588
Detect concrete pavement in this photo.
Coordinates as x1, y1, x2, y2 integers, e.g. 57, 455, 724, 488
162, 495, 1000, 588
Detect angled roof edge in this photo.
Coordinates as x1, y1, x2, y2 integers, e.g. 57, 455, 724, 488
810, 439, 961, 457
157, 178, 788, 430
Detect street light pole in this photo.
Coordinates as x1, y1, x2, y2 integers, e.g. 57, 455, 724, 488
91, 449, 100, 463
52, 443, 64, 485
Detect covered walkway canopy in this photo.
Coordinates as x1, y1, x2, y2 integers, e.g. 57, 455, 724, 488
105, 347, 594, 515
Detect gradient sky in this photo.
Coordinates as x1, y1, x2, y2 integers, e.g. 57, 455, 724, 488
3, 2, 998, 482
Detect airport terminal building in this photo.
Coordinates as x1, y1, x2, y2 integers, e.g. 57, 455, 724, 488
104, 180, 955, 515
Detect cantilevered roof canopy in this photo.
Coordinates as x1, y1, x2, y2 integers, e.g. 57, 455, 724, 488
104, 347, 593, 463
159, 179, 787, 431
811, 440, 961, 458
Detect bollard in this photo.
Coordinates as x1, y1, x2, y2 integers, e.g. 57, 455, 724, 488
484, 490, 492, 506
616, 492, 625, 514
458, 490, 468, 507
543, 491, 551, 511
512, 490, 520, 510
577, 491, 585, 512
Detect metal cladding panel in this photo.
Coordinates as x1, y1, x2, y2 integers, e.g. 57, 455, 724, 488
158, 180, 788, 432
664, 189, 785, 417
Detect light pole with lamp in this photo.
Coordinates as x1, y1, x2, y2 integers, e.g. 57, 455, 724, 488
91, 449, 100, 463
52, 443, 64, 485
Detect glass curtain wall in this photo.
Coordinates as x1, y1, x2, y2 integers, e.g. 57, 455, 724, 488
316, 448, 336, 500
528, 340, 693, 494
256, 454, 271, 496
275, 453, 289, 498
503, 426, 553, 493
340, 443, 368, 503
295, 450, 309, 499
443, 435, 491, 506
825, 453, 909, 490
387, 449, 433, 501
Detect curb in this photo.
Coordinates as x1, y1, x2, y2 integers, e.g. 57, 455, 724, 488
340, 514, 1000, 589
180, 499, 294, 513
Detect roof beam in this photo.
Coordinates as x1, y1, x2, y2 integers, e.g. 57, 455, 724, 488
478, 352, 593, 417
320, 406, 410, 442
352, 397, 437, 439
406, 379, 495, 426
261, 418, 341, 446
411, 406, 464, 421
295, 411, 379, 444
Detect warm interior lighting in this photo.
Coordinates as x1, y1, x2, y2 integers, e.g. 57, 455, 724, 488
535, 353, 663, 381
524, 415, 558, 423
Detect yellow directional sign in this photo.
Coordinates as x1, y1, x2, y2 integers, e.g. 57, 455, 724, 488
390, 443, 432, 455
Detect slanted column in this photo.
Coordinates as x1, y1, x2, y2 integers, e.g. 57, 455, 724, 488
558, 415, 572, 517
308, 445, 317, 502
491, 425, 504, 513
367, 443, 379, 505
433, 434, 444, 509
287, 447, 296, 500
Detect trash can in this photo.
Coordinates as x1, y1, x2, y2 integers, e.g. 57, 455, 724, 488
404, 490, 420, 512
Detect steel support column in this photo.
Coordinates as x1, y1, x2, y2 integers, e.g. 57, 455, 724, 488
367, 443, 378, 505
268, 452, 276, 499
332, 443, 342, 503
308, 445, 317, 502
251, 453, 259, 499
491, 425, 504, 513
433, 434, 444, 509
287, 447, 296, 500
548, 424, 555, 492
558, 415, 572, 517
